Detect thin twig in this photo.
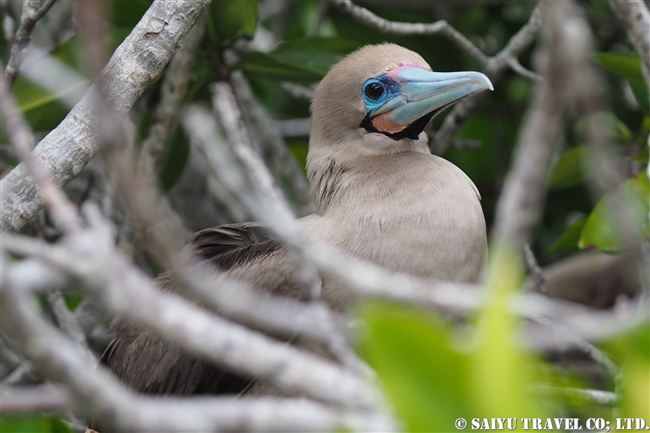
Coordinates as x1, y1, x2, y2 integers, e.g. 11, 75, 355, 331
330, 0, 488, 66
4, 0, 58, 85
524, 243, 547, 294
45, 291, 97, 363
430, 5, 542, 154
230, 71, 315, 216
0, 263, 394, 432
211, 82, 322, 302
1, 221, 381, 410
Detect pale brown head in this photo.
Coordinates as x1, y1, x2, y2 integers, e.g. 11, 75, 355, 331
309, 43, 492, 158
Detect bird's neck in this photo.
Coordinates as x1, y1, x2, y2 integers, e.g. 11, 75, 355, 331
306, 145, 430, 215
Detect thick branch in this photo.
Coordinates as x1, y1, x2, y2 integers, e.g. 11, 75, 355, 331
0, 0, 212, 233
492, 3, 573, 252
0, 269, 393, 431
139, 13, 206, 175
2, 220, 380, 410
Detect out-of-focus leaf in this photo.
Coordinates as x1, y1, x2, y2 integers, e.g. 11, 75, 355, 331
272, 38, 360, 74
630, 82, 650, 114
0, 415, 50, 433
234, 38, 360, 83
575, 112, 632, 144
207, 0, 258, 47
234, 51, 324, 83
64, 292, 84, 311
592, 53, 645, 88
548, 146, 586, 190
579, 172, 650, 251
630, 146, 649, 163
50, 417, 74, 433
4, 37, 90, 134
159, 127, 190, 190
107, 0, 153, 28
603, 323, 650, 419
471, 245, 542, 419
445, 116, 497, 182
356, 302, 471, 432
287, 140, 308, 172
550, 215, 587, 254
592, 53, 649, 114
9, 78, 75, 133
506, 76, 532, 103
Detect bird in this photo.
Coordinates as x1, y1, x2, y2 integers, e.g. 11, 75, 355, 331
89, 43, 492, 431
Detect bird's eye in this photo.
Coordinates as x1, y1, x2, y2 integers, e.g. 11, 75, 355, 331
364, 82, 385, 100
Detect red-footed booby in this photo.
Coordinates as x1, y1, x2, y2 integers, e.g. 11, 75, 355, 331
91, 43, 492, 429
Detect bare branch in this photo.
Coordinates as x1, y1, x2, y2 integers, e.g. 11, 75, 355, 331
492, 3, 572, 253
230, 71, 315, 216
0, 0, 212, 233
0, 263, 394, 431
280, 82, 315, 100
211, 82, 322, 302
0, 64, 82, 234
45, 291, 96, 362
330, 0, 489, 66
0, 386, 70, 415
1, 218, 381, 410
139, 13, 207, 175
4, 0, 58, 85
523, 243, 547, 295
430, 5, 542, 154
608, 0, 650, 91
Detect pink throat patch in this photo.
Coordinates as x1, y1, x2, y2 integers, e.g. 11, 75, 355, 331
386, 64, 429, 81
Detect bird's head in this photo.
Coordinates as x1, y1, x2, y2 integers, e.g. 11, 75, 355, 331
309, 43, 492, 156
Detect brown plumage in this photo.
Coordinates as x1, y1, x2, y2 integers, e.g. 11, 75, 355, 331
91, 43, 490, 431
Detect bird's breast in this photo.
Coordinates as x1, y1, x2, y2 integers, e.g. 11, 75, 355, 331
301, 153, 487, 311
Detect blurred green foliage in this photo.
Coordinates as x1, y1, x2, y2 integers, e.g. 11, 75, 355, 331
2, 1, 648, 431
0, 415, 73, 433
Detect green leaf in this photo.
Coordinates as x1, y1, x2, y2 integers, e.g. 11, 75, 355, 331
471, 245, 542, 419
356, 302, 471, 432
0, 415, 50, 433
550, 215, 587, 254
579, 172, 650, 251
592, 53, 645, 88
5, 37, 90, 134
50, 417, 74, 433
630, 146, 649, 164
630, 82, 650, 115
233, 38, 360, 83
592, 53, 649, 114
159, 127, 190, 190
548, 146, 586, 190
207, 0, 258, 47
107, 0, 153, 28
234, 51, 324, 83
603, 323, 650, 419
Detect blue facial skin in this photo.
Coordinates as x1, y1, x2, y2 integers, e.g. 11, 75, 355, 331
360, 68, 494, 128
361, 75, 401, 116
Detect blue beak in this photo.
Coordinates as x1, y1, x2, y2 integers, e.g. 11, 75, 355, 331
361, 66, 493, 138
